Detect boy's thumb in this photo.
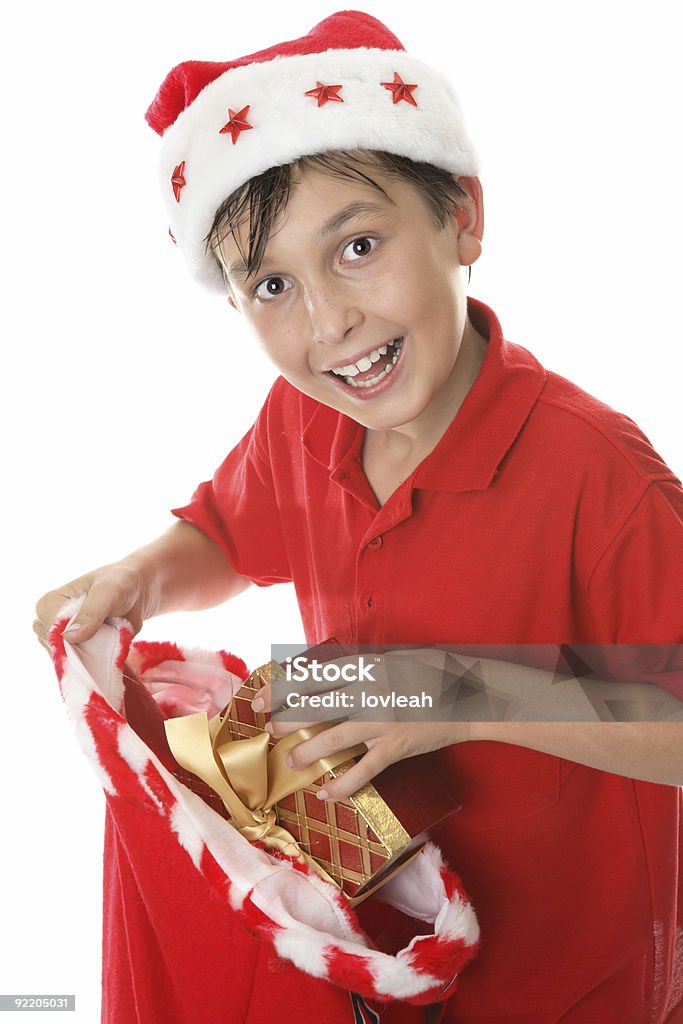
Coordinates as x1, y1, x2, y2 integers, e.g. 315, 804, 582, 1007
62, 614, 99, 643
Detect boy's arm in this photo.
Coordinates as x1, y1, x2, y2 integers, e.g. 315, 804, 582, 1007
34, 519, 252, 650
267, 713, 683, 800
441, 648, 683, 786
468, 720, 683, 788
262, 650, 683, 795
127, 519, 252, 616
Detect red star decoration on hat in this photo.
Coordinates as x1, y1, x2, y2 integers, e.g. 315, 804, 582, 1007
304, 82, 344, 107
381, 72, 418, 106
171, 161, 186, 202
168, 227, 177, 245
219, 105, 253, 144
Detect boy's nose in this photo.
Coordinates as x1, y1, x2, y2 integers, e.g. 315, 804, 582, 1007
304, 283, 364, 346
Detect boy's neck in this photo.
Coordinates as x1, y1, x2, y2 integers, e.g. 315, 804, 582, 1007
364, 316, 488, 466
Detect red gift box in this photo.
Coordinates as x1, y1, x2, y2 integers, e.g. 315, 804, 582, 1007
123, 639, 461, 905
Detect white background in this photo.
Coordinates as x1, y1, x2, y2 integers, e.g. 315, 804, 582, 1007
2, 0, 681, 1019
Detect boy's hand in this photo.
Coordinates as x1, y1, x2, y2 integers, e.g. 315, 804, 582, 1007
253, 675, 470, 802
33, 562, 152, 655
34, 520, 254, 659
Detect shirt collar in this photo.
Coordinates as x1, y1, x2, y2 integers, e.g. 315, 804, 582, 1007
301, 295, 547, 495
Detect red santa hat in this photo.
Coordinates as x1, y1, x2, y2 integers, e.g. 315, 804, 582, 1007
145, 9, 481, 295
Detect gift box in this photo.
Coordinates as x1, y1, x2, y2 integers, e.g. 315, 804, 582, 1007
123, 638, 461, 906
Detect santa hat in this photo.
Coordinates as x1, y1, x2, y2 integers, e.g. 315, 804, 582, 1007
145, 9, 480, 295
49, 598, 479, 1011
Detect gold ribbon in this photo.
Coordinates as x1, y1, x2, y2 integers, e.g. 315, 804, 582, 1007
164, 694, 367, 888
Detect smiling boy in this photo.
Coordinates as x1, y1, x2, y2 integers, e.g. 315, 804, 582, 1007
34, 10, 683, 1023
217, 162, 488, 494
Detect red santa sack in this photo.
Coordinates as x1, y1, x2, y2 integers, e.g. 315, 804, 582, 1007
49, 599, 479, 1024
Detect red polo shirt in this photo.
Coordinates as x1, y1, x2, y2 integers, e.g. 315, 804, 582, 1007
171, 296, 683, 1022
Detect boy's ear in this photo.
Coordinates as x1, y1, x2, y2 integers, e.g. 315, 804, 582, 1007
451, 175, 484, 267
226, 285, 243, 313
216, 258, 240, 311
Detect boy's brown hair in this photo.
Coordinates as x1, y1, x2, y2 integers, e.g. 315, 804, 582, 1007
205, 149, 472, 290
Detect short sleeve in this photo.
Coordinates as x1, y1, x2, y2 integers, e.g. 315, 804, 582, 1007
586, 477, 683, 697
170, 398, 292, 588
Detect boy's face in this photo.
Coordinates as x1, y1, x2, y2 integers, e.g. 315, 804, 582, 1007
220, 163, 484, 438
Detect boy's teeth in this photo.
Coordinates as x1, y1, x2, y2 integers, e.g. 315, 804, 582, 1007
341, 337, 404, 388
330, 337, 402, 378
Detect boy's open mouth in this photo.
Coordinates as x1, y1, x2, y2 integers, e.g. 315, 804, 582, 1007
325, 336, 404, 389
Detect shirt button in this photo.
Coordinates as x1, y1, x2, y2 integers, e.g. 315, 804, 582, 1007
367, 536, 383, 550
366, 594, 374, 609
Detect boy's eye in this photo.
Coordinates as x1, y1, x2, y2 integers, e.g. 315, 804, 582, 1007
254, 277, 291, 301
342, 236, 378, 261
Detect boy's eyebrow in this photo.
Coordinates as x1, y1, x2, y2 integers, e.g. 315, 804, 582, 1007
315, 200, 390, 242
226, 201, 391, 284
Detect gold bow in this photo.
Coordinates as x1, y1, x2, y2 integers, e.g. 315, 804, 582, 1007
164, 693, 366, 888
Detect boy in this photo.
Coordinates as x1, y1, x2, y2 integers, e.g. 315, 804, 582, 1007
35, 10, 683, 1023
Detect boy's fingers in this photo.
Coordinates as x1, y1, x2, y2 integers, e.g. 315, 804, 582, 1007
252, 682, 271, 713
283, 721, 371, 774
35, 593, 74, 635
40, 582, 122, 645
317, 744, 387, 802
34, 590, 88, 645
32, 617, 47, 645
32, 619, 53, 655
33, 612, 67, 650
58, 613, 100, 643
34, 564, 143, 652
266, 715, 319, 738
